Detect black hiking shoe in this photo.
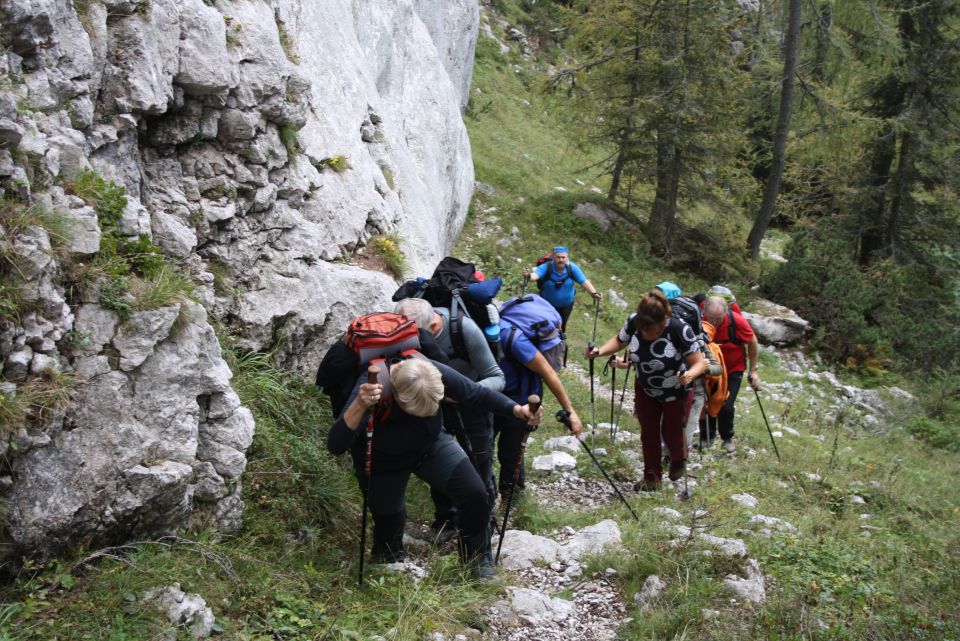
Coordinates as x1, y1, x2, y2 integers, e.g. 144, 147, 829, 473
668, 460, 686, 482
471, 551, 497, 580
432, 521, 457, 547
370, 546, 406, 564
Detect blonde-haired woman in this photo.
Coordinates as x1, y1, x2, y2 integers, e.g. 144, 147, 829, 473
328, 356, 539, 577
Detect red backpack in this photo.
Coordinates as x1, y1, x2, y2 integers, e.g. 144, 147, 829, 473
345, 312, 420, 366
318, 312, 421, 418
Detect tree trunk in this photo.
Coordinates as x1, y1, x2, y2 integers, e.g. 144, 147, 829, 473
747, 0, 802, 261
885, 129, 915, 261
648, 133, 682, 254
647, 0, 687, 255
857, 124, 896, 264
608, 32, 642, 202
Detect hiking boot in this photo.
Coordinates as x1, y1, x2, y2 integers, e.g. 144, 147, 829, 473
633, 479, 662, 492
370, 546, 406, 564
668, 459, 686, 482
463, 531, 497, 580
432, 523, 457, 547
471, 551, 497, 580
722, 438, 736, 454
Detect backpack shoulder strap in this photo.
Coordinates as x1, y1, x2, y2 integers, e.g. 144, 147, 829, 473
728, 309, 741, 346
503, 324, 519, 362
450, 303, 468, 360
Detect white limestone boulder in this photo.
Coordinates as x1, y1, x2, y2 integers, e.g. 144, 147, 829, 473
742, 299, 810, 346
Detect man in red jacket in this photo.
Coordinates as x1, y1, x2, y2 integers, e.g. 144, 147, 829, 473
702, 296, 761, 453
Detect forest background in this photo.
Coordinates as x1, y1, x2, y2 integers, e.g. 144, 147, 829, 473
501, 0, 960, 382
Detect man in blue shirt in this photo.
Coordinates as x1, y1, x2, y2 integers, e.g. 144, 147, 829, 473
523, 246, 602, 333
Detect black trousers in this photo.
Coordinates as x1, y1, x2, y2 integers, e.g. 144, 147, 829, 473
701, 370, 743, 442
493, 412, 530, 497
359, 433, 489, 559
431, 405, 495, 528
556, 303, 574, 334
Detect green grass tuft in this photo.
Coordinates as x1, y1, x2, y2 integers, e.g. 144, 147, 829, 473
278, 123, 303, 156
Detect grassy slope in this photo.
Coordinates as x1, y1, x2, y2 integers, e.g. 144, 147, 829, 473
456, 13, 960, 641
2, 10, 959, 641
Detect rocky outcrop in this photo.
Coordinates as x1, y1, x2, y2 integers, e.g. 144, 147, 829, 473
743, 299, 810, 346
0, 0, 478, 561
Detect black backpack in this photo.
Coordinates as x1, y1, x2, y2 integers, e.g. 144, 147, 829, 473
392, 257, 501, 361
670, 295, 704, 347
535, 255, 570, 293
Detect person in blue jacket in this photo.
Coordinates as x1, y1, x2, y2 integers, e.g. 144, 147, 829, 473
522, 246, 602, 332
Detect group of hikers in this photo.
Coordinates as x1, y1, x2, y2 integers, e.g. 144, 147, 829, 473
317, 247, 762, 580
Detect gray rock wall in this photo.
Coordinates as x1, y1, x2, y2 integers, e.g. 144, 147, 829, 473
0, 0, 478, 561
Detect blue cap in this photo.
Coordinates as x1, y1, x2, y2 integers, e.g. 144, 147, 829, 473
484, 324, 501, 342
655, 281, 681, 300
553, 246, 569, 254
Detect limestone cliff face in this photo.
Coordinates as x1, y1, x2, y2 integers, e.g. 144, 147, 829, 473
0, 0, 478, 561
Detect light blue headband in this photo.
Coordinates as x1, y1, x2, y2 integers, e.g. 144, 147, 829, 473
553, 246, 569, 254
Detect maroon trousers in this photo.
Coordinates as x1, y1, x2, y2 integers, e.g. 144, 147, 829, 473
634, 387, 692, 482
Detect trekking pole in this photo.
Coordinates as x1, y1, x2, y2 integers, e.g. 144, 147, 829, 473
495, 395, 540, 565
557, 410, 639, 521
588, 298, 600, 448
753, 387, 782, 462
358, 366, 379, 588
453, 406, 479, 471
520, 273, 530, 296
680, 470, 692, 501
607, 355, 617, 437
612, 357, 632, 443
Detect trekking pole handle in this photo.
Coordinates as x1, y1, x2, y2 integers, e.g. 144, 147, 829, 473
556, 409, 572, 430
367, 366, 379, 385
528, 395, 541, 414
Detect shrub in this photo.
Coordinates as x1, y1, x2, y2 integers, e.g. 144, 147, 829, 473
763, 229, 960, 372
905, 416, 960, 452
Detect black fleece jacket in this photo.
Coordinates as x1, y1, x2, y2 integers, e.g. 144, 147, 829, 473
327, 360, 517, 474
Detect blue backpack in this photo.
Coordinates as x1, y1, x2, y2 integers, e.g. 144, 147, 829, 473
499, 294, 564, 357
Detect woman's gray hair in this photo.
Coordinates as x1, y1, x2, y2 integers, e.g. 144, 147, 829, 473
394, 298, 435, 331
391, 358, 444, 417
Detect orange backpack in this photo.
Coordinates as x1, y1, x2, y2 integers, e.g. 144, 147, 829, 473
700, 321, 729, 418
